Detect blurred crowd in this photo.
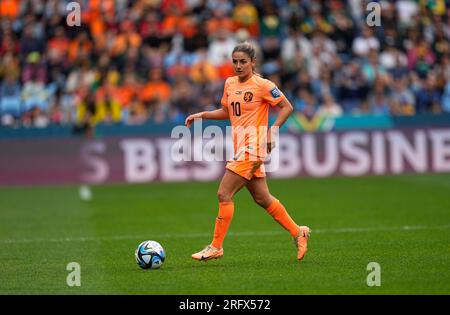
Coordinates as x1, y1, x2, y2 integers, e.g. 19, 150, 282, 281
1, 0, 450, 129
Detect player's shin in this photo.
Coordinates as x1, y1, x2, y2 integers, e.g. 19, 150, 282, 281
265, 198, 300, 237
211, 201, 235, 249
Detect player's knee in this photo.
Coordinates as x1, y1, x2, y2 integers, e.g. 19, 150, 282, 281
217, 191, 233, 203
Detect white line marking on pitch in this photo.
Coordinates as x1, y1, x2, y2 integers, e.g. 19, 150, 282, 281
1, 224, 449, 244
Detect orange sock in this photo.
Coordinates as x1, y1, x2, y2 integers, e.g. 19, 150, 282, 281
265, 198, 300, 238
211, 201, 234, 249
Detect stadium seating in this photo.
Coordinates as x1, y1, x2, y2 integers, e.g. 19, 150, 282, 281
0, 0, 449, 129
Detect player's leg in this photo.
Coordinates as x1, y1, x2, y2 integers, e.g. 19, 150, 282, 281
192, 169, 247, 261
212, 169, 247, 247
246, 177, 311, 261
246, 177, 299, 236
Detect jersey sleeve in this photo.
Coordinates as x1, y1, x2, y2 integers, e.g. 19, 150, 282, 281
220, 79, 229, 108
262, 80, 286, 106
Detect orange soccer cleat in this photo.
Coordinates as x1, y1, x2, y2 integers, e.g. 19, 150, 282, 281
294, 226, 311, 261
191, 245, 224, 261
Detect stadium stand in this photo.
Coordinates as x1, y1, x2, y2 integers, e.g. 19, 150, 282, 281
0, 0, 449, 130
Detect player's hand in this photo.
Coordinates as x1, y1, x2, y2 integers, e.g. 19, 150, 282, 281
267, 130, 275, 154
267, 127, 279, 154
185, 112, 203, 128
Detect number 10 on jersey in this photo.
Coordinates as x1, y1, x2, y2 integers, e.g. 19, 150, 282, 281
231, 102, 241, 117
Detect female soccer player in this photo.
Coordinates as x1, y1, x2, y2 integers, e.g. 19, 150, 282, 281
185, 42, 311, 262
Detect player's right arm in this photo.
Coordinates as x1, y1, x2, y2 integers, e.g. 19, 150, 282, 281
185, 107, 229, 128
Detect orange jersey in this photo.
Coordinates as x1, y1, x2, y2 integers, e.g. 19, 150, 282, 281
221, 75, 285, 159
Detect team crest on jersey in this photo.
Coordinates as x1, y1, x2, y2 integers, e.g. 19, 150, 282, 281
270, 87, 281, 98
244, 92, 253, 102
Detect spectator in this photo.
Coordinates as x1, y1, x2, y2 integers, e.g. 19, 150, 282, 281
126, 94, 148, 125
208, 28, 236, 80
379, 45, 407, 72
22, 106, 49, 128
407, 40, 436, 78
22, 52, 47, 84
0, 72, 22, 118
309, 31, 338, 79
117, 71, 140, 108
206, 7, 235, 38
19, 25, 46, 57
141, 68, 172, 106
49, 92, 63, 125
206, 0, 233, 16
293, 88, 316, 119
67, 31, 93, 64
311, 68, 337, 103
301, 1, 333, 35
396, 0, 419, 27
0, 52, 20, 83
232, 0, 259, 37
139, 11, 163, 48
352, 27, 380, 58
336, 61, 368, 112
75, 92, 97, 127
259, 2, 283, 38
368, 92, 390, 116
21, 72, 56, 113
316, 93, 343, 118
442, 81, 450, 113
171, 76, 200, 115
0, 31, 20, 56
414, 76, 442, 113
352, 99, 371, 116
281, 28, 312, 76
189, 49, 220, 84
47, 27, 69, 66
390, 78, 416, 115
96, 91, 122, 124
0, 0, 20, 20
362, 49, 388, 85
260, 35, 281, 76
328, 9, 355, 57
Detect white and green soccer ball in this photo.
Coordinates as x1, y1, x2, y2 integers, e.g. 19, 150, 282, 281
135, 240, 166, 269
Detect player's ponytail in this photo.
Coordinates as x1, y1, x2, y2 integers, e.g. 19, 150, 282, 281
232, 42, 261, 76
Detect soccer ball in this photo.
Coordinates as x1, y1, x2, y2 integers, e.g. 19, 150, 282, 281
135, 240, 166, 269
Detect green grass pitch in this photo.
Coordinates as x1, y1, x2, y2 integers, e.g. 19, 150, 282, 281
0, 174, 449, 294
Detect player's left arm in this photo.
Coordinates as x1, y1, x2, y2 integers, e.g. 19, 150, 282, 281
271, 97, 293, 128
267, 98, 293, 153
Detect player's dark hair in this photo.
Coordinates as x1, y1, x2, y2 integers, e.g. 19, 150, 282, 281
232, 42, 256, 61
232, 42, 260, 75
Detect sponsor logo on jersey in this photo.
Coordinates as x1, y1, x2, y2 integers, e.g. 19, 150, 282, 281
235, 91, 242, 95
